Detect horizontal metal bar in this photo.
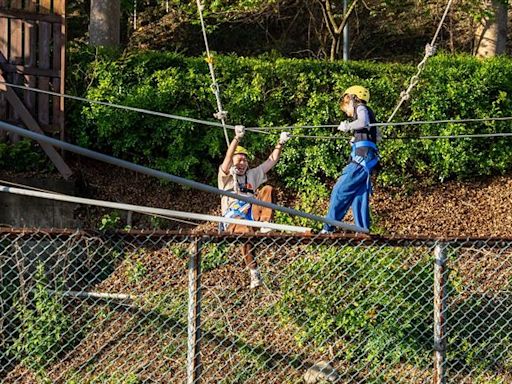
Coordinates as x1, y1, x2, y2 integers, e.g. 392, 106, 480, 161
0, 185, 311, 233
0, 120, 366, 233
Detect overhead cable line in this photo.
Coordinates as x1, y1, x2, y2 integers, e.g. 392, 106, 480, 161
387, 0, 455, 123
196, 0, 230, 145
0, 80, 233, 129
0, 120, 367, 233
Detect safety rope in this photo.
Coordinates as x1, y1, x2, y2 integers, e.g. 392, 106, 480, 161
386, 0, 455, 123
196, 0, 230, 146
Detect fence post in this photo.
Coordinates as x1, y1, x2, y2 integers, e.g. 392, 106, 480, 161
187, 239, 202, 384
434, 243, 447, 384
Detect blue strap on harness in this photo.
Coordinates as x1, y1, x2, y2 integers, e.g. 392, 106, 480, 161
351, 140, 379, 173
221, 201, 253, 231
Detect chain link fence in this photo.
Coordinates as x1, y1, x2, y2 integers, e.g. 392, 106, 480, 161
0, 228, 511, 383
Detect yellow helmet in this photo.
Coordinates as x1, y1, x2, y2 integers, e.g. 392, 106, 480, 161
234, 146, 250, 157
344, 85, 370, 103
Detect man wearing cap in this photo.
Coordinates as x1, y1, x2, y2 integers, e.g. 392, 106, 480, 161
218, 125, 290, 288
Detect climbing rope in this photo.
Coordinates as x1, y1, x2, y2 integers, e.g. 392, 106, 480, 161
196, 0, 230, 145
387, 0, 455, 123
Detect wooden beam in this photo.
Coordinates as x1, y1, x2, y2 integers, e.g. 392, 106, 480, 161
0, 63, 60, 78
0, 10, 62, 23
0, 71, 72, 179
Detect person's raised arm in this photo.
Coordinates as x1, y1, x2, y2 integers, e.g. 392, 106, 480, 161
220, 125, 245, 174
261, 132, 290, 174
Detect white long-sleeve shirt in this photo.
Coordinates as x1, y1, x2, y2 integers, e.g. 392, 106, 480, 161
339, 105, 370, 132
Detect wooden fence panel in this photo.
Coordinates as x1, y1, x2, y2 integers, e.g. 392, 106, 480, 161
0, 0, 70, 178
0, 0, 66, 136
0, 0, 7, 140
24, 0, 37, 117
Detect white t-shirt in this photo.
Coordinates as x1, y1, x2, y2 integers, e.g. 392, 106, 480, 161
218, 165, 267, 215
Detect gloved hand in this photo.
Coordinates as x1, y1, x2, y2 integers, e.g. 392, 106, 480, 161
234, 125, 245, 140
279, 132, 291, 145
337, 121, 350, 132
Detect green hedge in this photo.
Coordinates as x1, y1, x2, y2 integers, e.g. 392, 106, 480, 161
67, 45, 512, 189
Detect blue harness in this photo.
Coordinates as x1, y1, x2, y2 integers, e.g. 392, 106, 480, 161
351, 140, 379, 173
224, 200, 253, 221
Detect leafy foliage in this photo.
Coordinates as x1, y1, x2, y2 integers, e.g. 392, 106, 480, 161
68, 47, 512, 193
273, 245, 432, 368
8, 264, 71, 375
0, 140, 51, 172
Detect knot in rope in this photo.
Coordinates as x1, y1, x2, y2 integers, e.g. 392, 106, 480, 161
400, 90, 410, 102
424, 43, 436, 57
214, 110, 228, 120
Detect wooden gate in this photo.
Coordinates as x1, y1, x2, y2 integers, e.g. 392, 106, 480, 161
0, 0, 71, 179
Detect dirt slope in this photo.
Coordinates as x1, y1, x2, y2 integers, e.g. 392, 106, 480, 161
3, 158, 512, 237
73, 159, 512, 238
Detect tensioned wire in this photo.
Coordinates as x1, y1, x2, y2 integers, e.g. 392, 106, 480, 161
0, 80, 263, 135
0, 178, 200, 227
0, 184, 310, 233
2, 80, 512, 140
246, 116, 512, 130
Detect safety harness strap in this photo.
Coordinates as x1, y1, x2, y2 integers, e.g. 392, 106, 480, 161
351, 140, 379, 174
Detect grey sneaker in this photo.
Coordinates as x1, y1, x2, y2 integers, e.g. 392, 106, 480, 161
250, 269, 263, 289
319, 229, 334, 234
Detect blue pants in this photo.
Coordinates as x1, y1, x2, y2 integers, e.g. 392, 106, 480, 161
323, 162, 371, 232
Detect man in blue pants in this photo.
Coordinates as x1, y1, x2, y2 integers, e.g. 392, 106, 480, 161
321, 85, 379, 233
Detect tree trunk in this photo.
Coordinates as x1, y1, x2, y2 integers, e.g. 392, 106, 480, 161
89, 0, 121, 47
474, 0, 508, 57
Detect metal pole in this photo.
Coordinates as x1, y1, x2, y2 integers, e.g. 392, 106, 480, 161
0, 121, 366, 233
187, 240, 202, 384
343, 0, 349, 61
0, 185, 311, 233
434, 243, 447, 384
133, 0, 137, 30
